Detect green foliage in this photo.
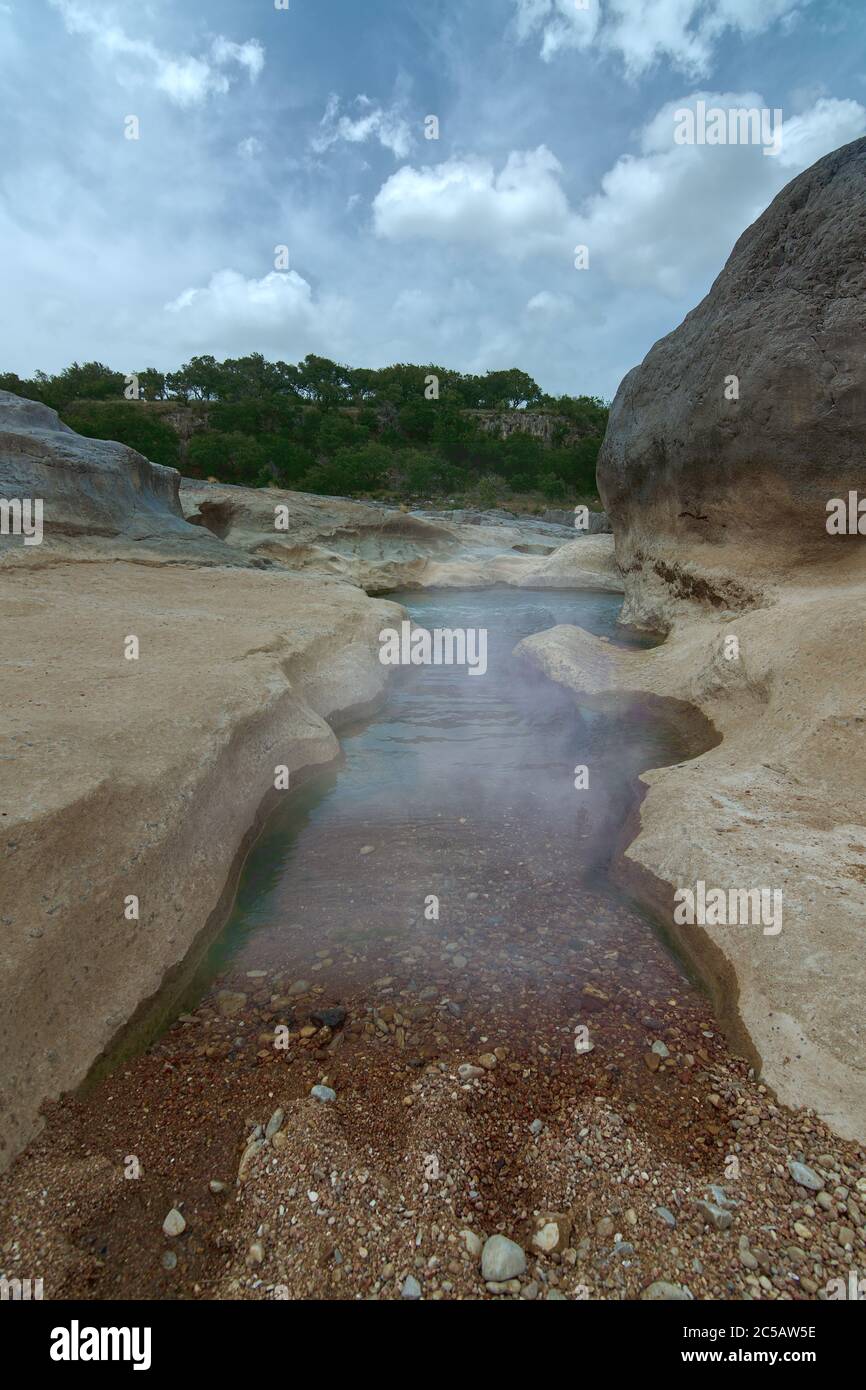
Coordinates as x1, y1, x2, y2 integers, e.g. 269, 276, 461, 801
2, 352, 607, 502
187, 431, 268, 486
63, 402, 180, 469
300, 442, 392, 496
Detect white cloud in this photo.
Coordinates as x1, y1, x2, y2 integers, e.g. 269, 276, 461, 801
572, 92, 866, 294
312, 94, 413, 160
774, 96, 866, 168
49, 0, 264, 106
372, 146, 577, 256
526, 289, 571, 316
163, 269, 350, 356
513, 0, 599, 61
513, 0, 809, 76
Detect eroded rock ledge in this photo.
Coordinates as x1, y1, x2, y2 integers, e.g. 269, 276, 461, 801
520, 137, 866, 1142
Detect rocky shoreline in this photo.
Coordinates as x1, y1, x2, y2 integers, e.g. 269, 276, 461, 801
2, 882, 863, 1301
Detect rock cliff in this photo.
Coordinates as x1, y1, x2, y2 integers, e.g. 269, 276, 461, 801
521, 138, 866, 1140
598, 136, 866, 629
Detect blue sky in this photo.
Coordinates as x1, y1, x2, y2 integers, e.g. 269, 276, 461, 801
1, 0, 865, 396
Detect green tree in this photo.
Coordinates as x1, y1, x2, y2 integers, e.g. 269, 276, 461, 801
62, 402, 180, 468
187, 431, 268, 485
301, 441, 391, 496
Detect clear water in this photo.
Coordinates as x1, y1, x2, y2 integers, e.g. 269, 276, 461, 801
186, 588, 705, 1006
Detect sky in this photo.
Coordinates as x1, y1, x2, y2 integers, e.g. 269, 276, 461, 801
1, 0, 865, 398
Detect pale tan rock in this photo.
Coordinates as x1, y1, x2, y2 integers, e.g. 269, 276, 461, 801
0, 556, 403, 1169
518, 573, 866, 1141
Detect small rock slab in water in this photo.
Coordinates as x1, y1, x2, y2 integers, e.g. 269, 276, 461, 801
216, 991, 247, 1018
311, 1006, 347, 1030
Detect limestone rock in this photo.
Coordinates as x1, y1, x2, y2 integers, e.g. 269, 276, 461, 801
481, 1234, 526, 1281
0, 390, 234, 567
597, 136, 866, 628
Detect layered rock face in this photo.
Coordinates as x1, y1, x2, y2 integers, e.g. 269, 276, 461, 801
180, 480, 621, 592
0, 390, 232, 566
598, 136, 866, 628
521, 138, 866, 1140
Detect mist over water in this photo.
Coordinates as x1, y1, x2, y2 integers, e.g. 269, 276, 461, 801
194, 588, 695, 1002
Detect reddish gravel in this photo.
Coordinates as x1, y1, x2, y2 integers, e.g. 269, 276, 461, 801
2, 895, 864, 1301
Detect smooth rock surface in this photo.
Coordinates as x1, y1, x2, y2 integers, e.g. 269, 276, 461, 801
481, 1234, 527, 1281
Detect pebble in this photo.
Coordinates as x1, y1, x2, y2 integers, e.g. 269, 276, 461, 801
161, 1250, 177, 1271
360, 845, 375, 855
533, 1221, 563, 1254
208, 1180, 227, 1194
655, 1206, 677, 1228
310, 1085, 337, 1103
288, 980, 310, 996
478, 1053, 497, 1070
787, 1159, 824, 1191
529, 1119, 544, 1136
401, 1275, 422, 1299
265, 1109, 284, 1140
216, 991, 247, 1018
481, 1234, 526, 1282
694, 1199, 733, 1232
238, 1138, 264, 1181
640, 1281, 693, 1301
651, 1040, 670, 1059
461, 1229, 482, 1258
458, 1064, 484, 1080
311, 1007, 347, 1030
162, 1208, 186, 1238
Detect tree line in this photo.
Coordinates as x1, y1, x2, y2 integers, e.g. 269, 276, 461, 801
0, 354, 608, 506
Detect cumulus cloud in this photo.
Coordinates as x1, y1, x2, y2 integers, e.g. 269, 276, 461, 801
48, 0, 264, 106
572, 92, 866, 294
513, 0, 809, 76
312, 94, 413, 159
163, 268, 350, 355
372, 146, 577, 256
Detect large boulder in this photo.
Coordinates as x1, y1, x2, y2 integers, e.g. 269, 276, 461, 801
598, 136, 866, 626
0, 390, 235, 565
